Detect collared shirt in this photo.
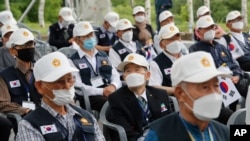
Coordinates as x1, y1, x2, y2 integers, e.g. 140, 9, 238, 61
69, 43, 121, 96
0, 62, 33, 115
109, 39, 137, 68
148, 51, 179, 86
100, 25, 114, 40
230, 31, 245, 45
58, 21, 69, 29
16, 101, 105, 141
134, 89, 148, 102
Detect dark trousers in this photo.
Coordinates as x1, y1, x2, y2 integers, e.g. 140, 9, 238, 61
0, 116, 12, 141
239, 61, 250, 72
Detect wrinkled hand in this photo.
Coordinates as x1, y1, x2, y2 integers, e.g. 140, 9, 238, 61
231, 76, 240, 84
103, 84, 116, 97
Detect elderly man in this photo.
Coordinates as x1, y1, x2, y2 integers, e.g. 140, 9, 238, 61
69, 21, 121, 112
16, 52, 105, 141
0, 28, 41, 134
107, 53, 173, 141
109, 18, 145, 69
149, 24, 187, 95
144, 51, 230, 141
95, 11, 119, 54
0, 24, 18, 71
219, 10, 250, 72
189, 15, 250, 113
48, 7, 75, 49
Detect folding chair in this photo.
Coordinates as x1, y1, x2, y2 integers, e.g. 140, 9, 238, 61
227, 108, 246, 127
99, 101, 127, 141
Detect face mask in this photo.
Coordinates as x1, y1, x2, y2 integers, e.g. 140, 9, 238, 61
203, 30, 215, 41
108, 26, 116, 33
165, 40, 182, 54
122, 31, 133, 42
45, 85, 75, 106
16, 48, 35, 62
61, 20, 70, 27
83, 37, 97, 50
125, 73, 145, 87
183, 88, 222, 121
232, 21, 244, 30
135, 16, 145, 23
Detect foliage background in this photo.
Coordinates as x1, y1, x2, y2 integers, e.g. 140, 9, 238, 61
0, 0, 249, 36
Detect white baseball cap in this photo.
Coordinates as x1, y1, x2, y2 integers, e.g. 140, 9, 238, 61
196, 15, 215, 29
6, 28, 34, 48
73, 21, 96, 37
34, 52, 79, 82
171, 51, 231, 86
1, 24, 18, 37
104, 11, 119, 28
133, 6, 145, 15
226, 10, 242, 23
159, 24, 179, 41
116, 19, 135, 31
59, 7, 75, 22
0, 10, 17, 25
117, 53, 149, 71
196, 6, 210, 18
159, 10, 173, 23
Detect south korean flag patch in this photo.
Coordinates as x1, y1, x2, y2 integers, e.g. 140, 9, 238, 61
9, 80, 21, 88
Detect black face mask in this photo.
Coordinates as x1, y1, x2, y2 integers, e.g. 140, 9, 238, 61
16, 48, 35, 62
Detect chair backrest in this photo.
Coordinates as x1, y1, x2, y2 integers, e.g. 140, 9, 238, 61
99, 101, 127, 141
169, 96, 179, 112
227, 108, 246, 127
58, 47, 77, 58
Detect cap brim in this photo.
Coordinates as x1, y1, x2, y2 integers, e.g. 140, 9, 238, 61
118, 26, 135, 31
109, 21, 118, 28
117, 61, 148, 72
62, 16, 75, 22
161, 32, 180, 40
41, 67, 79, 82
183, 70, 231, 83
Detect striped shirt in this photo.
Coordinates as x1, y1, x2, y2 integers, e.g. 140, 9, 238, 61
16, 101, 105, 141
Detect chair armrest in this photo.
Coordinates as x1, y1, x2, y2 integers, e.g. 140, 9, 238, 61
5, 112, 22, 123
74, 86, 92, 112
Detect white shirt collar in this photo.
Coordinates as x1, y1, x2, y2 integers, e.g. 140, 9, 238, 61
229, 31, 245, 44
134, 89, 148, 102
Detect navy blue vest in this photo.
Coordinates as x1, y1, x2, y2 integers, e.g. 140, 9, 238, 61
95, 27, 117, 46
70, 51, 112, 87
112, 41, 145, 61
24, 104, 95, 141
153, 53, 173, 86
0, 66, 41, 106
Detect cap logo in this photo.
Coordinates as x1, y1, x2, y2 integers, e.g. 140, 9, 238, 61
128, 55, 134, 60
7, 15, 10, 19
6, 25, 11, 29
23, 31, 29, 36
124, 21, 128, 25
83, 24, 89, 29
52, 58, 61, 67
67, 12, 71, 16
169, 26, 175, 31
207, 17, 211, 22
201, 57, 210, 67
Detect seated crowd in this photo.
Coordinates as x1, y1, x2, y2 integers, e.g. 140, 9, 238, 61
0, 4, 250, 141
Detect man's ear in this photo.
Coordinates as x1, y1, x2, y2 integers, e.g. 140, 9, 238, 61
34, 81, 44, 96
145, 71, 151, 81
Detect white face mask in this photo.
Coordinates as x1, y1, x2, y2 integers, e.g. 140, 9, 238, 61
203, 30, 215, 41
45, 85, 75, 106
232, 21, 244, 30
108, 26, 116, 33
183, 88, 222, 121
135, 15, 145, 23
125, 73, 145, 87
122, 31, 133, 42
61, 20, 70, 27
165, 40, 182, 54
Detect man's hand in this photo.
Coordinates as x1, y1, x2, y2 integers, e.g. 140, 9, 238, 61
231, 76, 240, 84
103, 84, 116, 97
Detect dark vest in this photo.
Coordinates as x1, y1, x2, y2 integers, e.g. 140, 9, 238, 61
70, 51, 112, 87
153, 53, 173, 86
95, 27, 117, 46
0, 66, 41, 106
112, 41, 145, 61
24, 104, 95, 141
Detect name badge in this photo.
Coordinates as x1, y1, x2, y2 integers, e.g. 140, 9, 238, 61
22, 101, 35, 110
90, 76, 104, 87
100, 34, 106, 39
